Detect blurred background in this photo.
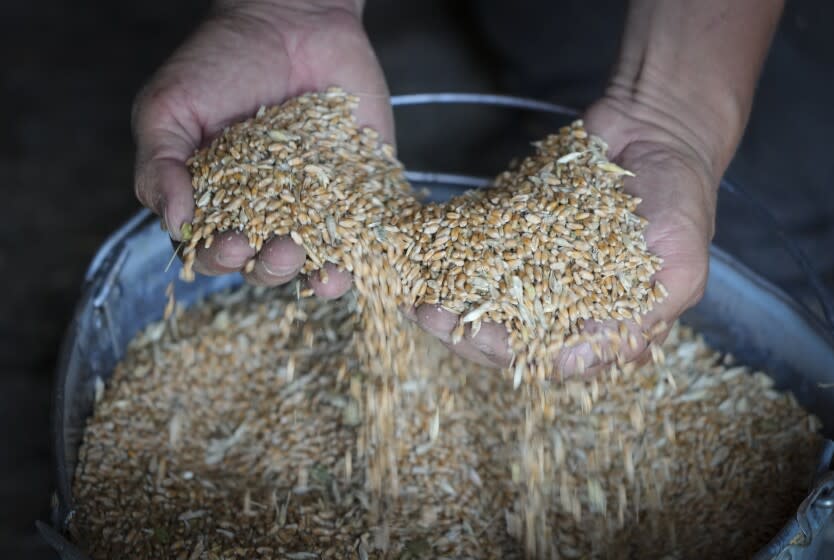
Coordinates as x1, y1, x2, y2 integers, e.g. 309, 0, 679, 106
2, 0, 833, 557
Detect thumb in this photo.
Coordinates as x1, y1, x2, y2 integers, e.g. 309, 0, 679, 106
581, 98, 634, 160
132, 88, 201, 240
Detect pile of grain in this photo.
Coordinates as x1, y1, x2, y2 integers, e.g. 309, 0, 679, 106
71, 284, 821, 559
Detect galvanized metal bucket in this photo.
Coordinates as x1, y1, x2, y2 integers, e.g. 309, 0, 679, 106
39, 94, 834, 559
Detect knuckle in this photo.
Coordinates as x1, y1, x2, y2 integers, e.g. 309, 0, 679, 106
133, 160, 163, 212
132, 71, 191, 141
130, 84, 151, 133
133, 166, 153, 208
133, 177, 147, 206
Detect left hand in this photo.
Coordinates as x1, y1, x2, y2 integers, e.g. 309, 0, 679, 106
413, 94, 721, 374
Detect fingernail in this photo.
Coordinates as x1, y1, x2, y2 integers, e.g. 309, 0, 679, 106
215, 252, 240, 268
262, 261, 300, 278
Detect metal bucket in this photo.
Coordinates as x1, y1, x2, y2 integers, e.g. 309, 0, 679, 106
39, 94, 834, 559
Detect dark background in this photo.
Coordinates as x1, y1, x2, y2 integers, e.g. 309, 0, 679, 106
2, 0, 833, 557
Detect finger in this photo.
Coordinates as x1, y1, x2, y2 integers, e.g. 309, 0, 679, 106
307, 263, 353, 299
243, 236, 307, 287
554, 339, 605, 379
560, 351, 611, 380
617, 148, 712, 328
135, 158, 196, 239
133, 91, 202, 241
467, 321, 512, 368
416, 305, 508, 368
193, 231, 256, 276
629, 345, 654, 370
555, 313, 674, 378
355, 91, 395, 148
549, 319, 631, 378
414, 305, 458, 342
647, 322, 673, 349
440, 339, 500, 369
619, 223, 707, 363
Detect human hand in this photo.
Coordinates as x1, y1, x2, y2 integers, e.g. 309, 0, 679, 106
133, 0, 390, 297
414, 93, 724, 374
414, 0, 780, 375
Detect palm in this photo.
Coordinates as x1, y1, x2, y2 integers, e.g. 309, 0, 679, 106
552, 105, 715, 371
578, 139, 714, 368
586, 115, 714, 336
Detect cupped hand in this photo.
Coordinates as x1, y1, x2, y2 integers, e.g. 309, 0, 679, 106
133, 0, 391, 297
414, 96, 719, 375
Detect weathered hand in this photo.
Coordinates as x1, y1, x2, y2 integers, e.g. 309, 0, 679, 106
414, 96, 719, 374
132, 0, 390, 297
577, 96, 717, 369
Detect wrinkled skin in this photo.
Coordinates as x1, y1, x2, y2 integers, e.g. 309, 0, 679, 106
133, 1, 717, 375
417, 98, 715, 373
133, 1, 387, 297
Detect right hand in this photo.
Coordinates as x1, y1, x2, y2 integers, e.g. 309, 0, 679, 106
133, 0, 391, 297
